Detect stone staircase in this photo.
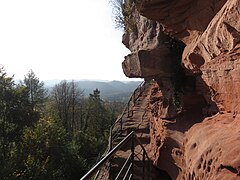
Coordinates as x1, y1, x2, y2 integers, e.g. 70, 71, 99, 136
109, 81, 156, 179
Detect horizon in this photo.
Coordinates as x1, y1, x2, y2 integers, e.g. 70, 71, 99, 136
13, 77, 142, 83
13, 77, 143, 87
42, 78, 143, 86
42, 78, 142, 82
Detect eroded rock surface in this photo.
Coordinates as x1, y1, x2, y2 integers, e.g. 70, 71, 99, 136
137, 0, 227, 44
181, 114, 240, 179
122, 48, 173, 78
121, 0, 240, 179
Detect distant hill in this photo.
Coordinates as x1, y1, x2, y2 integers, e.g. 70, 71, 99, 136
79, 80, 142, 102
44, 80, 143, 102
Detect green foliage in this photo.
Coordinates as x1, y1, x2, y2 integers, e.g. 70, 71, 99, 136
23, 69, 47, 112
12, 118, 87, 179
0, 67, 40, 179
0, 67, 126, 179
84, 89, 111, 140
71, 131, 100, 168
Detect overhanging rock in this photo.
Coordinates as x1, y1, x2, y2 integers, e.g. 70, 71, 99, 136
122, 48, 174, 78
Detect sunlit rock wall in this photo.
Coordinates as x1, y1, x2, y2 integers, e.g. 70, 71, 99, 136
121, 0, 240, 179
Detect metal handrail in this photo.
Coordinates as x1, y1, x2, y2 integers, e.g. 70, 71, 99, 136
115, 153, 132, 179
80, 131, 134, 180
113, 81, 145, 126
80, 131, 152, 180
109, 81, 146, 150
86, 81, 149, 180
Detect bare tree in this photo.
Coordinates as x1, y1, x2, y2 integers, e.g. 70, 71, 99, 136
110, 0, 125, 30
110, 0, 136, 32
51, 80, 84, 134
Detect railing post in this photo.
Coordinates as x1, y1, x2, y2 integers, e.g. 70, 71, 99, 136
109, 127, 113, 180
149, 159, 152, 180
131, 134, 135, 180
127, 100, 130, 117
120, 117, 123, 137
139, 83, 142, 95
109, 127, 113, 150
80, 132, 135, 180
133, 90, 135, 105
143, 150, 145, 180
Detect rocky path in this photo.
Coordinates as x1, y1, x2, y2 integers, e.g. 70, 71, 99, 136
110, 82, 155, 179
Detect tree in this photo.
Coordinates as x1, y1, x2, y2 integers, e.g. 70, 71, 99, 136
110, 0, 136, 32
0, 66, 15, 164
51, 80, 84, 134
84, 89, 111, 140
0, 67, 128, 179
14, 118, 87, 180
23, 69, 47, 112
105, 100, 125, 125
0, 67, 39, 178
110, 0, 125, 30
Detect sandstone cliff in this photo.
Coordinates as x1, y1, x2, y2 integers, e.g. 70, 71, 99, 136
121, 0, 240, 179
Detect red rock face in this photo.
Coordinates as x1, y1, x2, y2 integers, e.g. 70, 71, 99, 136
121, 0, 240, 179
122, 48, 173, 78
138, 0, 227, 44
183, 0, 240, 114
181, 114, 240, 179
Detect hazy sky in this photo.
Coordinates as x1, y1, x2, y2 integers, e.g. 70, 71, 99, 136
0, 0, 134, 81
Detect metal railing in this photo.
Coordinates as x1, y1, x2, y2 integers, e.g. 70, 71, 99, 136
109, 81, 146, 150
80, 131, 152, 180
80, 81, 150, 180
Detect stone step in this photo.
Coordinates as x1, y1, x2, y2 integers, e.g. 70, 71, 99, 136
109, 83, 157, 179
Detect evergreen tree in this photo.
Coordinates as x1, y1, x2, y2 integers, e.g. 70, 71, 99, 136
23, 69, 47, 112
0, 67, 126, 179
84, 89, 111, 140
16, 118, 87, 180
0, 67, 39, 178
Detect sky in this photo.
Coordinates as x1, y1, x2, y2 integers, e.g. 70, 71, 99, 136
0, 0, 136, 81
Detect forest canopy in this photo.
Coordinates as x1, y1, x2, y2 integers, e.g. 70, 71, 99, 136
0, 67, 125, 179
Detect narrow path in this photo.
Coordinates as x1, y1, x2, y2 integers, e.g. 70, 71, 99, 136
122, 83, 152, 144
110, 82, 155, 179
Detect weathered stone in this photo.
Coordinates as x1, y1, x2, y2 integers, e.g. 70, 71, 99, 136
122, 48, 173, 78
121, 0, 240, 179
137, 0, 227, 44
183, 0, 240, 114
180, 114, 240, 179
